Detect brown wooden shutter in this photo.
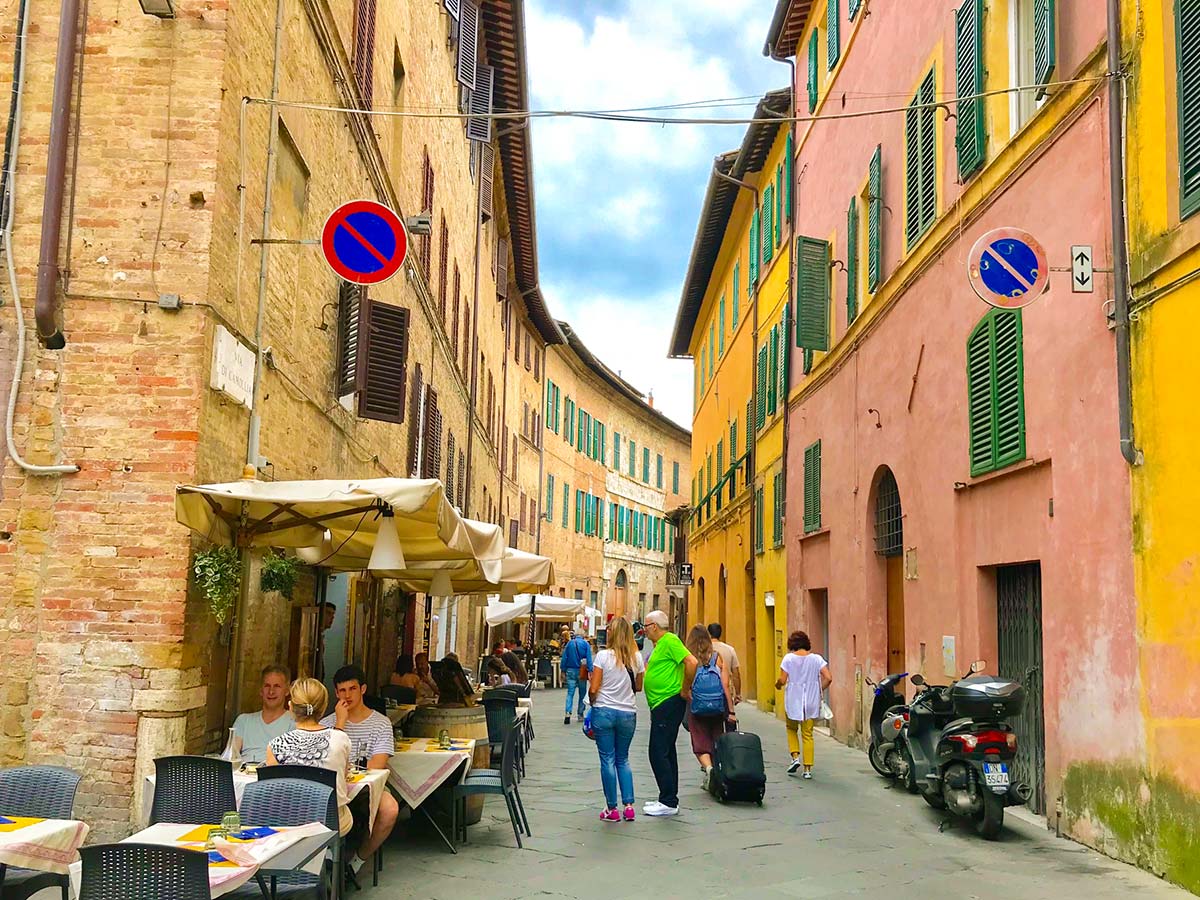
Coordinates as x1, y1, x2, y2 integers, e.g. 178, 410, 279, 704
524, 331, 531, 370
451, 265, 460, 327
533, 346, 540, 381
456, 450, 466, 508
467, 66, 494, 144
421, 388, 442, 479
461, 317, 470, 374
496, 237, 508, 299
446, 431, 456, 498
456, 0, 479, 90
480, 144, 495, 225
450, 296, 459, 354
357, 299, 409, 424
511, 435, 517, 479
519, 492, 527, 531
406, 365, 424, 475
437, 217, 449, 319
501, 425, 508, 472
335, 280, 363, 397
352, 0, 377, 108
420, 149, 434, 279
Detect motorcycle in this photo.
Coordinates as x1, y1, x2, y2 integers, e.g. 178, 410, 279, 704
865, 672, 909, 779
898, 660, 1033, 839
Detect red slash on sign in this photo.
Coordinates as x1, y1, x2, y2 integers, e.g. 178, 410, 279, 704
321, 200, 408, 285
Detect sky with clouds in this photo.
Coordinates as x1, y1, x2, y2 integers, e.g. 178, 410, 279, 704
524, 0, 786, 430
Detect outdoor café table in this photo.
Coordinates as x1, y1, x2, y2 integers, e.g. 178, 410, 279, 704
64, 821, 332, 899
386, 738, 475, 854
0, 815, 89, 883
142, 767, 390, 830
386, 704, 418, 731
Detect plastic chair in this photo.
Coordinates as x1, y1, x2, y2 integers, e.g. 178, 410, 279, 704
227, 779, 337, 899
0, 765, 81, 900
451, 727, 529, 848
363, 695, 388, 715
149, 756, 237, 826
480, 695, 524, 779
381, 685, 417, 705
78, 843, 211, 900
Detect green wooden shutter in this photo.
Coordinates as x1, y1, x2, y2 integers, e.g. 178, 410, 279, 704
545, 380, 553, 420
643, 446, 650, 483
955, 0, 986, 181
719, 296, 726, 356
796, 237, 830, 351
732, 263, 741, 326
756, 344, 768, 429
1034, 0, 1056, 99
673, 461, 679, 493
803, 440, 822, 533
849, 0, 862, 20
755, 487, 765, 552
868, 145, 883, 292
905, 70, 938, 246
828, 0, 840, 70
546, 474, 554, 519
967, 310, 1026, 475
967, 317, 996, 475
775, 166, 784, 247
807, 29, 819, 113
562, 483, 569, 527
778, 304, 790, 400
613, 432, 621, 470
1178, 0, 1200, 216
785, 130, 794, 222
762, 187, 775, 265
554, 386, 560, 432
708, 324, 715, 379
767, 324, 779, 415
774, 471, 784, 545
846, 196, 860, 324
749, 211, 760, 287
574, 489, 582, 532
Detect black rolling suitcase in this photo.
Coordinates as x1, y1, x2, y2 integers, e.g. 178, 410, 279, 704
709, 731, 766, 804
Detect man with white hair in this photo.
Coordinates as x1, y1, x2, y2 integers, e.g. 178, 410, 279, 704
641, 609, 697, 817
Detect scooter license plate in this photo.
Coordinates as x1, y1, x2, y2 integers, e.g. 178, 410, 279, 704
984, 763, 1009, 787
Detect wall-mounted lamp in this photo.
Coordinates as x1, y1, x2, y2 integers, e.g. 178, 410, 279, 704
137, 0, 176, 17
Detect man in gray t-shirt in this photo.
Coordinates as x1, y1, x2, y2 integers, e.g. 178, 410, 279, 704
233, 665, 293, 764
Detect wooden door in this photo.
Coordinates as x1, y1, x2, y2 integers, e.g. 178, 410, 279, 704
885, 555, 905, 673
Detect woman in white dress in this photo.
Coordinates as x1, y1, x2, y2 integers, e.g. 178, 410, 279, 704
775, 631, 832, 779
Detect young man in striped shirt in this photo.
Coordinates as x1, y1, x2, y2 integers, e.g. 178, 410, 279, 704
321, 665, 398, 873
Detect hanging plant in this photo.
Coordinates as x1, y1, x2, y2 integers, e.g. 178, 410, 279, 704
260, 549, 299, 598
193, 545, 242, 624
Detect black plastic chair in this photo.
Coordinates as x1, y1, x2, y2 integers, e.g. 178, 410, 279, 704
0, 765, 81, 900
78, 843, 211, 900
227, 779, 337, 899
363, 694, 388, 715
149, 756, 237, 826
452, 727, 529, 848
480, 695, 524, 779
381, 685, 417, 704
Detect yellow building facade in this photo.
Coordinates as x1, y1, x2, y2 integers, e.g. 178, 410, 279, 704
670, 89, 792, 708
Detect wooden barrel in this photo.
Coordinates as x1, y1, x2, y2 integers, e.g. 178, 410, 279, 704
405, 705, 491, 826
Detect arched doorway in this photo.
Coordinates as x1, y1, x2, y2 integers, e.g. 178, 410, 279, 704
717, 565, 728, 631
873, 468, 905, 673
614, 569, 628, 618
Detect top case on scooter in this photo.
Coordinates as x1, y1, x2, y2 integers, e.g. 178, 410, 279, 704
710, 731, 767, 802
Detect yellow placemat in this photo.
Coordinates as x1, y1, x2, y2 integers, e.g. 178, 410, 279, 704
348, 772, 365, 783
0, 815, 43, 833
177, 824, 222, 843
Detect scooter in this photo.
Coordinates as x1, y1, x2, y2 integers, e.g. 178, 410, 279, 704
899, 660, 1033, 839
865, 672, 909, 778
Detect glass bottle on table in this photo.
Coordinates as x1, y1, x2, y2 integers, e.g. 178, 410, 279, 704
220, 727, 242, 767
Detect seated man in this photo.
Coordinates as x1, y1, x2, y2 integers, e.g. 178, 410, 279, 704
232, 664, 293, 764
320, 665, 399, 873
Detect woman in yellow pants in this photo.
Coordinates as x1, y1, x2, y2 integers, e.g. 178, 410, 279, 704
775, 631, 832, 779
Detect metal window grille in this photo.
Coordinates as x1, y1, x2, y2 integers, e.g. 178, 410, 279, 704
874, 469, 903, 556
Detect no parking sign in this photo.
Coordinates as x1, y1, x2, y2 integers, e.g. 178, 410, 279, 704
967, 227, 1049, 309
321, 199, 408, 285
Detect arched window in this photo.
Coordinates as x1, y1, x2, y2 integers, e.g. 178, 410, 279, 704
615, 570, 628, 589
966, 309, 1026, 476
874, 469, 903, 557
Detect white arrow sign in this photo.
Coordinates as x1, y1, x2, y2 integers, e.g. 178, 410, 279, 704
1071, 245, 1093, 293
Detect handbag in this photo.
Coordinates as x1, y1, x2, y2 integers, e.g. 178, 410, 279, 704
582, 708, 595, 740
820, 700, 834, 721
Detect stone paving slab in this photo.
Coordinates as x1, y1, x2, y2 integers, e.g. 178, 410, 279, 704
372, 688, 1190, 899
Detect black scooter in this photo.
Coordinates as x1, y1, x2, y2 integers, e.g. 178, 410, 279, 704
865, 672, 909, 779
898, 660, 1033, 839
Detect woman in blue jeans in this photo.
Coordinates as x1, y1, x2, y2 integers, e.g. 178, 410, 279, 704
588, 617, 645, 822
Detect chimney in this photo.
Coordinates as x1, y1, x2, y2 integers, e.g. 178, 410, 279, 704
647, 391, 655, 409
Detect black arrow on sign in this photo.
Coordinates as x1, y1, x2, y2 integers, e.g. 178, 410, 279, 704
1076, 272, 1091, 286
1074, 251, 1090, 264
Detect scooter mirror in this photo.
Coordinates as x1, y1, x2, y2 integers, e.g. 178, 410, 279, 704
970, 659, 987, 673
910, 673, 925, 686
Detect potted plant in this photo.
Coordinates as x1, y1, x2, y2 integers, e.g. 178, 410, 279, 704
193, 545, 242, 624
260, 549, 299, 598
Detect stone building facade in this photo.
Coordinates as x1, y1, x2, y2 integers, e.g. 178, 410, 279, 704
0, 0, 558, 838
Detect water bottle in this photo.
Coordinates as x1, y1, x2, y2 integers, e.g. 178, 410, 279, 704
220, 727, 241, 766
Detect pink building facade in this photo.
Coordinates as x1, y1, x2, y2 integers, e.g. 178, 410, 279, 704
769, 0, 1135, 827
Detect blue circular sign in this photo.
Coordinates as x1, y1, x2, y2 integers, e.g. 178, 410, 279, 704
321, 200, 408, 285
967, 228, 1049, 309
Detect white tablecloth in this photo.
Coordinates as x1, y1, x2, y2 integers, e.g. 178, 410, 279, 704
142, 768, 388, 829
386, 738, 475, 808
0, 816, 89, 875
63, 822, 331, 899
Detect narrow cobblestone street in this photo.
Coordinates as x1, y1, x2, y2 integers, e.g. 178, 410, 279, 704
381, 693, 1185, 899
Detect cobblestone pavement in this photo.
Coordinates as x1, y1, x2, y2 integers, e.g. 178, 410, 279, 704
376, 691, 1189, 900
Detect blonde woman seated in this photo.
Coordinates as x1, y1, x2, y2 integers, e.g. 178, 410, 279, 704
264, 677, 353, 836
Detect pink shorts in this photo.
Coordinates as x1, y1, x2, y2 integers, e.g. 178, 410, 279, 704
687, 711, 727, 756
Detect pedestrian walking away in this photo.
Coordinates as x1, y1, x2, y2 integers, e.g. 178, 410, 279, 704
588, 616, 646, 822
561, 630, 594, 724
685, 624, 736, 791
641, 609, 698, 817
776, 631, 832, 778
707, 622, 743, 712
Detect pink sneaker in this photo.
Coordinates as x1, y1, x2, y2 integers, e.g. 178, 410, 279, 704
600, 808, 620, 822
622, 806, 635, 822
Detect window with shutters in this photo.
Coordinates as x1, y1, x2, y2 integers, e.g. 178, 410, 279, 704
613, 432, 621, 470
562, 483, 569, 528
466, 65, 493, 144
420, 149, 434, 279
643, 447, 651, 483
755, 487, 765, 553
358, 299, 411, 423
629, 441, 636, 478
777, 305, 790, 403
657, 454, 664, 489
756, 343, 768, 430
767, 324, 779, 415
524, 331, 532, 371
1179, 0, 1200, 216
530, 497, 537, 533
732, 263, 740, 327
351, 0, 376, 108
673, 461, 680, 494
775, 166, 783, 248
955, 0, 986, 182
827, 0, 840, 70
749, 210, 760, 287
519, 492, 526, 533
718, 296, 726, 356
511, 434, 516, 480
700, 346, 706, 396
456, 450, 465, 509
575, 490, 584, 534
785, 131, 794, 224
456, 0, 479, 90
1010, 0, 1052, 134
437, 217, 449, 318
796, 237, 831, 352
807, 28, 820, 113
446, 432, 456, 500
904, 70, 938, 247
867, 145, 883, 292
335, 280, 362, 397
546, 474, 554, 520
460, 315, 469, 375
846, 197, 860, 325
773, 471, 785, 547
534, 347, 541, 381
762, 185, 775, 266
803, 440, 822, 533
708, 324, 715, 379
420, 388, 442, 480
967, 309, 1026, 476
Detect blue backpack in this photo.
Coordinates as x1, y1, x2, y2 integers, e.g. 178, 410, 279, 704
690, 653, 726, 716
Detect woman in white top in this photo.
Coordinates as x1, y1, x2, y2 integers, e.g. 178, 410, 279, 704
265, 677, 354, 835
775, 630, 832, 779
587, 616, 646, 822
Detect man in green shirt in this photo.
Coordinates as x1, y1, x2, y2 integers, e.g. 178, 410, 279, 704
642, 609, 697, 817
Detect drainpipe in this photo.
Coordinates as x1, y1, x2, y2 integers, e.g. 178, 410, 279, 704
34, 0, 82, 350
711, 163, 759, 579
1106, 0, 1139, 466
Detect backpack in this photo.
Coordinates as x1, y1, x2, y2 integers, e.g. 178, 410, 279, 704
690, 653, 726, 716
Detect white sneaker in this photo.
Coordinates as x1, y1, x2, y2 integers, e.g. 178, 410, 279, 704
643, 801, 665, 813
646, 804, 679, 817
787, 759, 802, 775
